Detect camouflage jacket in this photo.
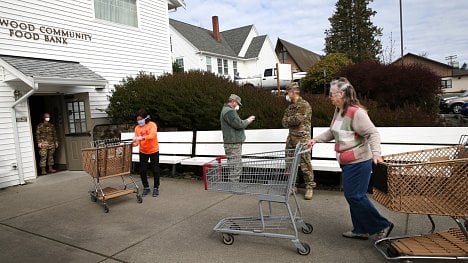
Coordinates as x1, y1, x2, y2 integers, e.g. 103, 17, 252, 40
282, 97, 312, 138
36, 122, 57, 148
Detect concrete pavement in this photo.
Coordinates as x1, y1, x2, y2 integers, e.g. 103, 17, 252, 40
0, 171, 461, 263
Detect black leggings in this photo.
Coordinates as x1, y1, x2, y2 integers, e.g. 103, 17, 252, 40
139, 152, 160, 189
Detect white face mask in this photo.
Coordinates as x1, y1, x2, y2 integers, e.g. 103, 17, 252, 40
235, 105, 240, 111
285, 95, 291, 102
45, 117, 50, 122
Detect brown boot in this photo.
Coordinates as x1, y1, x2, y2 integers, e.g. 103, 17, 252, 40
304, 189, 313, 200
48, 165, 56, 173
41, 167, 47, 175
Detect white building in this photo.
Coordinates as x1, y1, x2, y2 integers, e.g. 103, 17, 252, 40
0, 0, 185, 188
169, 16, 279, 80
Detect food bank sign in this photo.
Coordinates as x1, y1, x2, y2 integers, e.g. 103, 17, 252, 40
0, 17, 92, 45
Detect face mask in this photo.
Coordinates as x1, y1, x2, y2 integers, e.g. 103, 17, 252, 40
45, 117, 50, 122
235, 105, 240, 111
285, 95, 291, 102
137, 119, 145, 126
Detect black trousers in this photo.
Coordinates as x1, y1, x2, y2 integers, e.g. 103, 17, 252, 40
139, 151, 160, 189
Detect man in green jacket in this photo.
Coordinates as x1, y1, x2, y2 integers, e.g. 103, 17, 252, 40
220, 94, 255, 181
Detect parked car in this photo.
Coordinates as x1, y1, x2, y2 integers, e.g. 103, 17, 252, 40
461, 102, 468, 117
439, 90, 468, 114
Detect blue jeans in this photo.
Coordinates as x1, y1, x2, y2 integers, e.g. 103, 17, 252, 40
342, 159, 390, 235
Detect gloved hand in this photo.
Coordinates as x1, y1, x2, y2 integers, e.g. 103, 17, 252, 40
247, 116, 255, 123
133, 136, 144, 141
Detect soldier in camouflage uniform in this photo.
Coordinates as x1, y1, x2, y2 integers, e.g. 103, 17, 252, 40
282, 83, 315, 200
36, 113, 58, 175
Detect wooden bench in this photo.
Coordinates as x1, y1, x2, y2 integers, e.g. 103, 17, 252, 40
310, 127, 467, 172
123, 127, 467, 174
121, 131, 193, 175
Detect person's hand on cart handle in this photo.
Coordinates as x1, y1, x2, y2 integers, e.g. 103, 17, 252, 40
373, 154, 384, 164
306, 139, 316, 148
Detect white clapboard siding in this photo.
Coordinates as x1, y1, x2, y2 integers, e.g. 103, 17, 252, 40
0, 0, 172, 118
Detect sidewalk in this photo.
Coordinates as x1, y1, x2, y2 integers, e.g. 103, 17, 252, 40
0, 171, 459, 263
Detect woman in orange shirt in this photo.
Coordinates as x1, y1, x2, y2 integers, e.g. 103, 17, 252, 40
133, 109, 160, 197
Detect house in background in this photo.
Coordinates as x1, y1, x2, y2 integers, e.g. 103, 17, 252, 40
169, 16, 278, 80
392, 53, 467, 93
275, 38, 322, 73
0, 0, 185, 188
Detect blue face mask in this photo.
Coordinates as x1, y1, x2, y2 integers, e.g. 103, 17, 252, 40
137, 115, 150, 126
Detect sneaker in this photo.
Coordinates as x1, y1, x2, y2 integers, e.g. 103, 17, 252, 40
375, 222, 394, 240
142, 187, 150, 196
152, 188, 159, 197
304, 189, 313, 200
342, 231, 369, 240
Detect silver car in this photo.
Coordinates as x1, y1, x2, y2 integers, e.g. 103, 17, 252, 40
439, 90, 468, 114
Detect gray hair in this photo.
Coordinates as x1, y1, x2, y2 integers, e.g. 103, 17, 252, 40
330, 77, 364, 116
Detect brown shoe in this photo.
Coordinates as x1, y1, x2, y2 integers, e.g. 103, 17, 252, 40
304, 189, 313, 200
48, 166, 56, 173
41, 167, 47, 175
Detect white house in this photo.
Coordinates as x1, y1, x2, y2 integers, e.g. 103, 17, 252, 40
169, 16, 279, 80
0, 0, 185, 188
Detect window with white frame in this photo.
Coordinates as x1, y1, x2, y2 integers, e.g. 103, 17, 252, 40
206, 56, 212, 72
175, 58, 184, 71
67, 101, 87, 134
217, 58, 223, 74
233, 61, 238, 77
94, 0, 138, 27
223, 59, 228, 75
441, 79, 452, 89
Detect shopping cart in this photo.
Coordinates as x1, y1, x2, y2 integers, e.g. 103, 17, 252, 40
81, 138, 142, 213
202, 144, 313, 255
373, 135, 468, 261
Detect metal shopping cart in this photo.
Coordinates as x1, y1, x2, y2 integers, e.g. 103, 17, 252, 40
373, 135, 468, 261
81, 138, 142, 213
202, 144, 313, 255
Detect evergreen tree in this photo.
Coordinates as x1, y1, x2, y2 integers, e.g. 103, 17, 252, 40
325, 0, 382, 62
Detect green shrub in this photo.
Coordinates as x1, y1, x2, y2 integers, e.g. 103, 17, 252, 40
107, 71, 441, 130
107, 71, 291, 130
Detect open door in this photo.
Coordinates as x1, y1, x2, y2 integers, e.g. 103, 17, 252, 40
63, 93, 92, 170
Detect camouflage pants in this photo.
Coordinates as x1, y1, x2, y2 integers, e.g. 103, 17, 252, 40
223, 143, 242, 181
39, 146, 55, 167
286, 135, 315, 189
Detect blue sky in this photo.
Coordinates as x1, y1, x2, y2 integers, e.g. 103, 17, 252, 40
170, 0, 468, 66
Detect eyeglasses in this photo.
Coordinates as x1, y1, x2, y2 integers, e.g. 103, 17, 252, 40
329, 91, 342, 97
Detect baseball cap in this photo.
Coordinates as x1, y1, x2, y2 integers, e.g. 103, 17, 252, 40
229, 94, 242, 105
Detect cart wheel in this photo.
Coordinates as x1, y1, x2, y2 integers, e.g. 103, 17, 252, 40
301, 223, 313, 234
222, 234, 234, 245
297, 242, 310, 256
104, 205, 109, 213
90, 194, 97, 202
137, 195, 143, 203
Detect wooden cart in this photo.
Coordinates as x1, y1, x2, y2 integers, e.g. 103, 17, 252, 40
81, 139, 142, 213
372, 139, 468, 261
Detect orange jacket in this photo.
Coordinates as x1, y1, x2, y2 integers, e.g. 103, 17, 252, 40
134, 121, 159, 154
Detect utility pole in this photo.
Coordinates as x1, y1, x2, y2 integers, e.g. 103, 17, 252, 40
399, 0, 404, 63
445, 55, 457, 76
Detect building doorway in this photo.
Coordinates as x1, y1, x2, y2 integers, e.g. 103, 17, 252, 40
29, 95, 67, 175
